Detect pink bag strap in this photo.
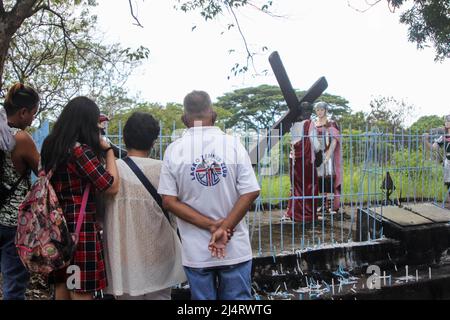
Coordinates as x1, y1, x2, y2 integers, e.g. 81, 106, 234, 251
75, 184, 91, 238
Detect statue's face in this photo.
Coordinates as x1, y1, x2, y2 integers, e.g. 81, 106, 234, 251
315, 107, 326, 118
445, 121, 450, 129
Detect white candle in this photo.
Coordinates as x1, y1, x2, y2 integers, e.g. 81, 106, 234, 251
406, 265, 409, 282
332, 278, 335, 295
275, 285, 281, 295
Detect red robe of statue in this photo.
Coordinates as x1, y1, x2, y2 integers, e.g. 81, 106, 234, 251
286, 119, 318, 222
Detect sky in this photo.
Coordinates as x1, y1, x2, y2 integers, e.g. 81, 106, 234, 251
94, 0, 450, 125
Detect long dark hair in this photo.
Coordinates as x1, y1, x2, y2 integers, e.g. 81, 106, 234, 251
41, 96, 102, 171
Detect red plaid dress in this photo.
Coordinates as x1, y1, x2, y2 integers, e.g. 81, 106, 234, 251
50, 144, 113, 292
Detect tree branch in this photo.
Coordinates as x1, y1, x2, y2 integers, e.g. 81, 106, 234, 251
246, 1, 285, 19
128, 0, 143, 28
347, 0, 383, 13
37, 6, 115, 66
30, 0, 46, 15
0, 1, 5, 16
10, 0, 39, 21
227, 4, 256, 73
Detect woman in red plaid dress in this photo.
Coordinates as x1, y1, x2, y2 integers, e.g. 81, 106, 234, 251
41, 97, 119, 300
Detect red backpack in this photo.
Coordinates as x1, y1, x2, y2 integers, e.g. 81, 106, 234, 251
15, 169, 90, 274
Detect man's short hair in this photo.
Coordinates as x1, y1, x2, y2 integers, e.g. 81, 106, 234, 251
123, 112, 160, 151
183, 90, 212, 116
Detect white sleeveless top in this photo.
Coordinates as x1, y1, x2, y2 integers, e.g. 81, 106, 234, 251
103, 156, 186, 296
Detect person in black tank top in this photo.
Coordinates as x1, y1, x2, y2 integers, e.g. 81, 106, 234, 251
0, 83, 40, 300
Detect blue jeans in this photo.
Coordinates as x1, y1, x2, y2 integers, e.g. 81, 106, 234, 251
0, 224, 30, 300
184, 260, 253, 300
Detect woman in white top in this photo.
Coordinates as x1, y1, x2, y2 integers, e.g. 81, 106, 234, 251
104, 112, 186, 300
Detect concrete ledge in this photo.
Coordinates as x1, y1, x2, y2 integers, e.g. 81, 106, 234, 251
358, 207, 450, 265
253, 239, 404, 276
331, 265, 450, 300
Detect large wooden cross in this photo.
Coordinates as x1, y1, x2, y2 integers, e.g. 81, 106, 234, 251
249, 51, 328, 163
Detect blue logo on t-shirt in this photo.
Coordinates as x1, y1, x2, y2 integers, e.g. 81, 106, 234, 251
191, 154, 228, 187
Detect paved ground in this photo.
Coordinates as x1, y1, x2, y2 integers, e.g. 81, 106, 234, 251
0, 273, 51, 300
0, 205, 388, 300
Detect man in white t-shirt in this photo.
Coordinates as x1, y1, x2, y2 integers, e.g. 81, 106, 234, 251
158, 90, 260, 300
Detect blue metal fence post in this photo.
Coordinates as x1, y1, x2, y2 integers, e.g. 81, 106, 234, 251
31, 120, 50, 182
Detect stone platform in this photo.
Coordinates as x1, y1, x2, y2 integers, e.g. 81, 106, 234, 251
358, 202, 450, 265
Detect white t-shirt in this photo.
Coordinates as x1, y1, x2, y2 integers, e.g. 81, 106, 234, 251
158, 126, 260, 268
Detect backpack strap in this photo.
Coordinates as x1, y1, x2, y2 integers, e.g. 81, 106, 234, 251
0, 170, 28, 208
123, 157, 170, 222
122, 157, 181, 240
75, 183, 90, 239
44, 167, 89, 241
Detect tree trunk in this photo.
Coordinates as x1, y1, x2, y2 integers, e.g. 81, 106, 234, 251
0, 0, 40, 90
0, 23, 14, 91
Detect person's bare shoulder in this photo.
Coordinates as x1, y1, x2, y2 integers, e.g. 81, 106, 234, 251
14, 130, 36, 150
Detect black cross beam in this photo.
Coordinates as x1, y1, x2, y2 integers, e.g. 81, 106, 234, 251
249, 51, 328, 163
269, 51, 328, 135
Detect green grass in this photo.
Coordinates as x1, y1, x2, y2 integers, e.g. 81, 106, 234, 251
258, 162, 448, 205
258, 174, 291, 205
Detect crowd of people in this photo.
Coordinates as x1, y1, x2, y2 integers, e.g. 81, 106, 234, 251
3, 83, 447, 301
0, 84, 259, 300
